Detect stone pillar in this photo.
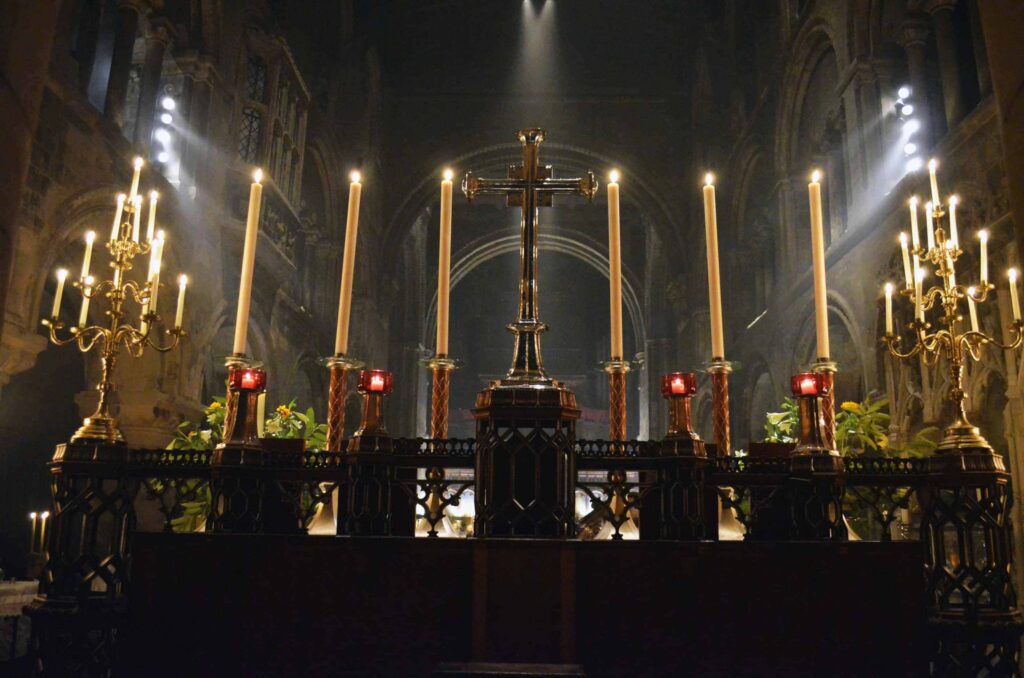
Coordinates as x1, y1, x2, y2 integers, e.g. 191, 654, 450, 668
927, 0, 965, 129
103, 0, 142, 128
0, 0, 64, 348
976, 1, 1024, 264
133, 20, 171, 148
898, 17, 935, 146
966, 0, 992, 98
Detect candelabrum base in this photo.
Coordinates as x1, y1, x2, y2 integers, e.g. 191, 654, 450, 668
937, 422, 995, 455
70, 415, 125, 445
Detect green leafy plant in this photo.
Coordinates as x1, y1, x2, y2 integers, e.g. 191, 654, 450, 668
163, 396, 326, 532
763, 397, 799, 443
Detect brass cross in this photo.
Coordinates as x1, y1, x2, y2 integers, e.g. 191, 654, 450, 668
463, 128, 598, 387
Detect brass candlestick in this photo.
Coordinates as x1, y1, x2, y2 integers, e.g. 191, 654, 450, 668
324, 355, 363, 452
707, 359, 732, 456
603, 359, 631, 443
422, 356, 460, 439
882, 200, 1023, 454
42, 165, 186, 444
811, 360, 837, 450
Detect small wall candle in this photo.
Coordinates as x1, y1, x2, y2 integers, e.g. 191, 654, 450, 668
979, 230, 989, 284
81, 231, 96, 280
110, 193, 126, 241
29, 512, 37, 552
146, 191, 159, 243
334, 170, 362, 355
967, 287, 979, 332
131, 195, 143, 242
948, 195, 959, 248
1010, 269, 1021, 321
128, 156, 143, 204
233, 169, 264, 355
945, 240, 956, 288
39, 511, 50, 552
884, 283, 894, 335
925, 201, 935, 251
927, 158, 940, 207
51, 269, 68, 318
808, 170, 830, 359
899, 233, 912, 289
79, 276, 94, 328
149, 231, 165, 309
174, 274, 187, 329
908, 196, 920, 251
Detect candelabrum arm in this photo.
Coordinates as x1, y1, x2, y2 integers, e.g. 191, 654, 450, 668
960, 322, 1024, 356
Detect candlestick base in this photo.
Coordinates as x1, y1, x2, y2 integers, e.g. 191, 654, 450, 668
420, 355, 462, 440
70, 414, 125, 445
603, 360, 631, 444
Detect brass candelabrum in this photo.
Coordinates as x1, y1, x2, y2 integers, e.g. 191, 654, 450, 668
42, 158, 187, 445
882, 190, 1022, 455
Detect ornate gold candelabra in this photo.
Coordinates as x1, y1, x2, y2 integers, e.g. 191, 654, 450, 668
882, 173, 1022, 454
42, 158, 187, 444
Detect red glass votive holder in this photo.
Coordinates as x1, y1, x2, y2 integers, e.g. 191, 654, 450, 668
661, 372, 697, 398
357, 369, 394, 395
791, 372, 828, 397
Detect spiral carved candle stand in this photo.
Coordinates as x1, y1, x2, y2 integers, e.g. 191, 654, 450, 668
325, 355, 364, 452
707, 359, 732, 456
423, 356, 460, 439
603, 359, 631, 444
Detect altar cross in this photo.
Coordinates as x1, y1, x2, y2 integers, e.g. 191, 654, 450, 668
462, 128, 597, 386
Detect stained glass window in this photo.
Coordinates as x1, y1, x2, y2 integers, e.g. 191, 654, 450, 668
245, 57, 267, 102
238, 107, 261, 162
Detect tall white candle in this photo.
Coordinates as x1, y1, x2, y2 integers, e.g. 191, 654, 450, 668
128, 156, 143, 204
334, 171, 362, 355
51, 269, 68, 319
808, 170, 830, 359
436, 169, 454, 356
915, 267, 925, 322
148, 233, 165, 310
111, 193, 126, 241
1010, 269, 1021, 321
948, 195, 959, 248
967, 287, 979, 332
607, 170, 625, 359
703, 173, 725, 360
945, 240, 956, 288
174, 274, 187, 329
146, 191, 159, 243
81, 231, 96, 279
908, 196, 920, 251
899, 233, 912, 289
927, 158, 940, 207
131, 195, 143, 242
884, 283, 894, 335
979, 230, 989, 284
233, 169, 264, 355
925, 201, 935, 251
79, 276, 94, 328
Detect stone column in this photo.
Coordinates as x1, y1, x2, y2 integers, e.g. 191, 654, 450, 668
103, 0, 142, 128
74, 0, 104, 90
897, 16, 935, 146
0, 0, 64, 348
133, 19, 171, 148
976, 1, 1024, 265
926, 0, 965, 129
182, 61, 212, 194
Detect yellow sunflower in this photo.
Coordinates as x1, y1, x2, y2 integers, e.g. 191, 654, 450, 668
840, 401, 861, 412
276, 405, 292, 418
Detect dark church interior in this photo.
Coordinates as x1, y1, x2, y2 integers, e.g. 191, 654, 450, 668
3, 0, 1024, 675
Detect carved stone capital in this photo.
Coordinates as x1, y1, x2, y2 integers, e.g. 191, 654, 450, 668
897, 16, 931, 49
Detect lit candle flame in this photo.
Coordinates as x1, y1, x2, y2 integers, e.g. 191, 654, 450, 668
56, 269, 68, 282
968, 286, 976, 296
899, 232, 908, 245
885, 282, 894, 295
927, 158, 938, 172
810, 169, 821, 183
909, 195, 919, 207
609, 169, 620, 184
179, 274, 188, 288
350, 170, 361, 184
1010, 268, 1019, 284
443, 168, 454, 182
704, 172, 713, 186
133, 156, 144, 170
979, 229, 989, 243
949, 195, 959, 207
253, 168, 263, 184
85, 230, 95, 244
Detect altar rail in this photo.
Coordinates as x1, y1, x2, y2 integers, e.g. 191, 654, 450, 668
27, 439, 1024, 676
